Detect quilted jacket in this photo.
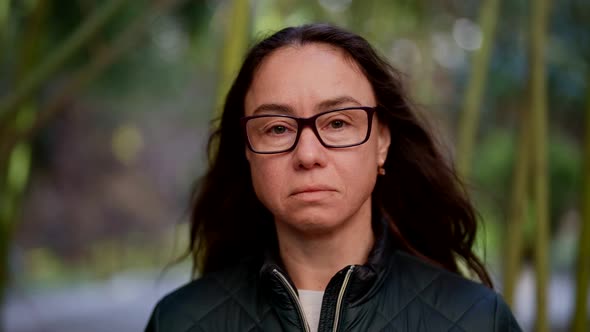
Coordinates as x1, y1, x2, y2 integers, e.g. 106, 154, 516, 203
145, 225, 522, 332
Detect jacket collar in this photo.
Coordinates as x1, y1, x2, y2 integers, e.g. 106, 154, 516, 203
259, 216, 394, 305
344, 215, 394, 304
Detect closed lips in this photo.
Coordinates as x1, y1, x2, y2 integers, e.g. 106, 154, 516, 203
291, 186, 336, 195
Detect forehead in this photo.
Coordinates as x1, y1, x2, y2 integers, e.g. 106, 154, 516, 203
244, 43, 375, 116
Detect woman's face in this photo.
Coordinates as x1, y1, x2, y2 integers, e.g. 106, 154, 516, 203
244, 43, 390, 235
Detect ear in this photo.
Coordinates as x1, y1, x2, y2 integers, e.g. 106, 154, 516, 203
376, 121, 391, 167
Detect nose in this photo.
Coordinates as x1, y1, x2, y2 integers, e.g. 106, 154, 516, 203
292, 127, 327, 170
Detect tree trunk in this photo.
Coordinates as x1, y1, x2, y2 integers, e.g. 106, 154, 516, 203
456, 0, 500, 179
529, 0, 551, 330
571, 82, 590, 332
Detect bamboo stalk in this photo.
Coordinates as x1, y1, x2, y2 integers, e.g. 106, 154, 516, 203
456, 0, 500, 179
0, 0, 8, 28
0, 0, 47, 327
529, 0, 551, 330
572, 83, 590, 332
502, 102, 530, 307
0, 0, 9, 62
207, 0, 250, 163
214, 0, 251, 118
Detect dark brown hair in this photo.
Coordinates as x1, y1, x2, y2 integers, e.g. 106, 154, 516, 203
188, 23, 493, 287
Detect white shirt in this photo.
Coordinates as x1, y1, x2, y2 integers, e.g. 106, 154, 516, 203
298, 289, 324, 332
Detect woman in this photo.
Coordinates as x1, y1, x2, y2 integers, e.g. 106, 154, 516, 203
146, 23, 521, 331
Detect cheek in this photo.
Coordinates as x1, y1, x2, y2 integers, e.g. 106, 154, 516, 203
248, 157, 285, 207
356, 141, 380, 170
336, 147, 379, 192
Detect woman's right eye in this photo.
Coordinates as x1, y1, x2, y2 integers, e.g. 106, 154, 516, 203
270, 125, 287, 134
263, 124, 293, 135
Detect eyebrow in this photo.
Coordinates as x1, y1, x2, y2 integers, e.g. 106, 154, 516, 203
252, 103, 294, 115
251, 96, 363, 115
317, 96, 362, 110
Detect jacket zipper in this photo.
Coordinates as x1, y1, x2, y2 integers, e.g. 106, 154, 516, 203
332, 265, 355, 332
272, 269, 311, 332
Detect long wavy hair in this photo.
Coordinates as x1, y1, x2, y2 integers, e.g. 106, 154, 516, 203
188, 23, 493, 288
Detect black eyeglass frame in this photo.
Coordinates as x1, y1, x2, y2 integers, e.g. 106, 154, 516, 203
240, 106, 377, 154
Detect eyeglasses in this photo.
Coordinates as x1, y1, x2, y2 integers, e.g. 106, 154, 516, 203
241, 106, 376, 154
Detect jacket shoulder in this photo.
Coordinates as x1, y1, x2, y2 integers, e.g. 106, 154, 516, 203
389, 251, 522, 331
144, 263, 261, 332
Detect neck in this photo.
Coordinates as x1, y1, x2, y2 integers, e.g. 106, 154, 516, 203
275, 201, 374, 291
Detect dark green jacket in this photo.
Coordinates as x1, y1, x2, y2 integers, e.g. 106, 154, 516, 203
145, 231, 521, 332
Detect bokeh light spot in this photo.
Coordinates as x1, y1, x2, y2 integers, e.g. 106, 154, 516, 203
111, 124, 144, 166
453, 18, 483, 51
318, 0, 352, 13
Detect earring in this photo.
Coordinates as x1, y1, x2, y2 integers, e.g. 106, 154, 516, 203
378, 165, 386, 175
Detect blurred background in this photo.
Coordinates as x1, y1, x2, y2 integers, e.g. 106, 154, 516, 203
0, 0, 589, 331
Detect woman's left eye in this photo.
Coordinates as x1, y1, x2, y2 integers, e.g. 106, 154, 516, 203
329, 120, 346, 128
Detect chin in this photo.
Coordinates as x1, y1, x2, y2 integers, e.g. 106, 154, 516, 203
279, 210, 348, 235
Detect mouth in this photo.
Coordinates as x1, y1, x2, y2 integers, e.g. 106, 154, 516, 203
290, 185, 337, 196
